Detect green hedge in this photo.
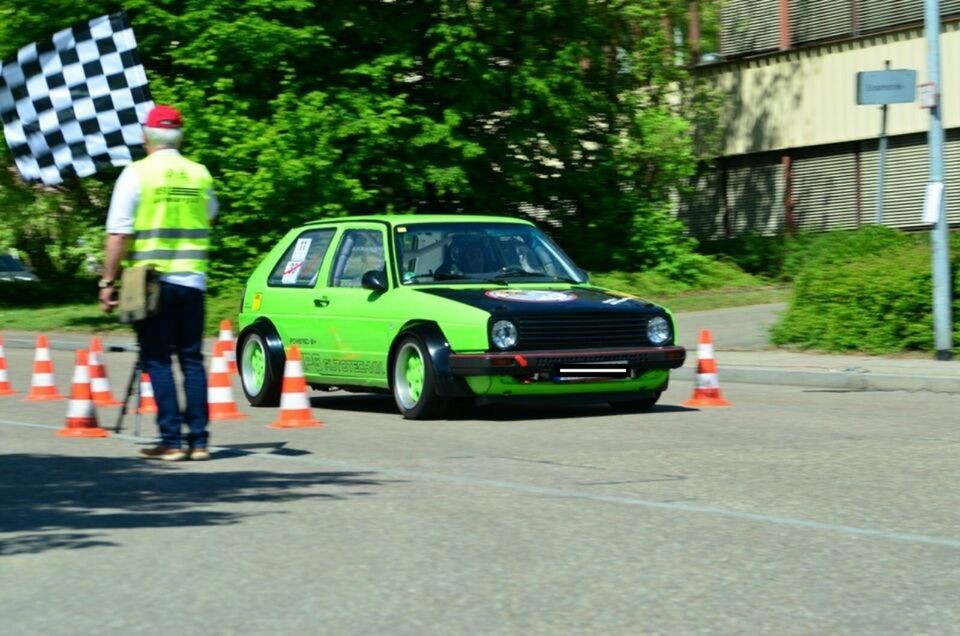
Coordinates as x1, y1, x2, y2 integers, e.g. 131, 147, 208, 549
771, 227, 960, 354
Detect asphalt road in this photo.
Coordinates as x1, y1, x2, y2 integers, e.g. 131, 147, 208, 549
2, 345, 960, 635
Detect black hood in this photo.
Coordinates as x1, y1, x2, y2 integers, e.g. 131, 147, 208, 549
416, 286, 665, 317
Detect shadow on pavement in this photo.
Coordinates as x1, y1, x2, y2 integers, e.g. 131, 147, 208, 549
0, 453, 386, 556
310, 393, 697, 421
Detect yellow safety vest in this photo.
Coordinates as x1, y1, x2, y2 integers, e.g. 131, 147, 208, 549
128, 152, 213, 274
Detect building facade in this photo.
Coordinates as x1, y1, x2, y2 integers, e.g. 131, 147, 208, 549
681, 0, 960, 240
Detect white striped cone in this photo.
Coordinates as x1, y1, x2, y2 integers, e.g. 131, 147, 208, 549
89, 338, 121, 407
269, 345, 322, 428
218, 320, 238, 374
208, 340, 246, 420
0, 333, 17, 396
24, 334, 65, 401
57, 349, 109, 437
683, 329, 732, 407
137, 372, 158, 414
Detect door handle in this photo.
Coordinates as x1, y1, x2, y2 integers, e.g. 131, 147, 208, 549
314, 298, 330, 308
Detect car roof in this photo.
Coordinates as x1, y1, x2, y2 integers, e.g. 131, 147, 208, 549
301, 214, 535, 228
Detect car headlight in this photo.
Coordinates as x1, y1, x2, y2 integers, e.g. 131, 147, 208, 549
647, 316, 671, 345
491, 320, 518, 350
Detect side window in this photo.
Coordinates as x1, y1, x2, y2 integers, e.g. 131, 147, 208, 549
267, 229, 335, 288
330, 229, 385, 288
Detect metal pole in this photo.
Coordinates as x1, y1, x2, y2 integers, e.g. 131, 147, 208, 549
876, 61, 890, 224
924, 0, 953, 360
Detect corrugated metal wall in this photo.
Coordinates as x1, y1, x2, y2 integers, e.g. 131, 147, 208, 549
792, 144, 859, 231
720, 0, 780, 57
858, 1, 924, 35
693, 0, 960, 239
678, 133, 960, 240
859, 133, 927, 229
722, 154, 786, 237
680, 165, 724, 240
858, 1, 960, 35
947, 130, 960, 226
721, 0, 960, 58
791, 0, 852, 45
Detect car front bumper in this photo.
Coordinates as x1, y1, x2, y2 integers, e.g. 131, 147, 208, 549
447, 345, 686, 377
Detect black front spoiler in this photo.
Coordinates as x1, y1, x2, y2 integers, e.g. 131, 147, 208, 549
447, 345, 686, 377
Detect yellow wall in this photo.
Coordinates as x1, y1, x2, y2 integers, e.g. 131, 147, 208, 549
710, 22, 960, 156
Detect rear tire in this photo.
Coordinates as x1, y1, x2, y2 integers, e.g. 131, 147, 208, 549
391, 335, 450, 419
238, 325, 284, 407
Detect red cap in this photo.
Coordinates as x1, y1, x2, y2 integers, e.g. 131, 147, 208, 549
145, 105, 182, 129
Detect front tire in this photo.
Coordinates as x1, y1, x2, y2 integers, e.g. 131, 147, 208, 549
391, 335, 449, 419
238, 325, 284, 407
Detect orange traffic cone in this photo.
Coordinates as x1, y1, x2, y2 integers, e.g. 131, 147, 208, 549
683, 329, 732, 407
57, 349, 110, 438
208, 340, 247, 421
0, 333, 18, 396
269, 345, 323, 429
88, 337, 122, 407
24, 334, 65, 401
137, 372, 158, 414
218, 320, 238, 374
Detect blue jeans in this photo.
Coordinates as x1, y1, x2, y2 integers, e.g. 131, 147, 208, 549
135, 282, 208, 449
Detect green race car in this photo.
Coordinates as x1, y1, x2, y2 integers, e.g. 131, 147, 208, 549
237, 215, 686, 419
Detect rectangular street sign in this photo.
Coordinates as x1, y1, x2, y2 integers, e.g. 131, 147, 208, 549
856, 69, 917, 105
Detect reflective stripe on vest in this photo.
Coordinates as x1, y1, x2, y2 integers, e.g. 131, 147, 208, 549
128, 153, 213, 274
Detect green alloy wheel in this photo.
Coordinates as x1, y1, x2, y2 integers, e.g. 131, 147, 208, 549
239, 327, 283, 407
392, 335, 449, 419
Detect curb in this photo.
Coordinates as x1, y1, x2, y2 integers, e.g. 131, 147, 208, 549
673, 365, 960, 394
8, 336, 960, 394
4, 337, 138, 353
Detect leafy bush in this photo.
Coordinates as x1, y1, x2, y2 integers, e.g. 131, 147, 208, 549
700, 226, 919, 282
772, 228, 960, 354
591, 257, 763, 299
700, 231, 791, 279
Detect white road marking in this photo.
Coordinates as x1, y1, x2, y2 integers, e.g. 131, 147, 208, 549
2, 417, 958, 549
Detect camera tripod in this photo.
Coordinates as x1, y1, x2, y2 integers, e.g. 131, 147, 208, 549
115, 358, 144, 435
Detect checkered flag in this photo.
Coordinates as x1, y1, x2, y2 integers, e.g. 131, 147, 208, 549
0, 12, 154, 186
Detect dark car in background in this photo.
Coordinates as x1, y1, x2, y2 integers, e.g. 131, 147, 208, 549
0, 254, 39, 283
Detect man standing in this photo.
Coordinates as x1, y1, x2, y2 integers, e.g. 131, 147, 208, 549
99, 105, 218, 461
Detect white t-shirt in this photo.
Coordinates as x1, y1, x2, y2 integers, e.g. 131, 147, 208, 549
106, 149, 219, 291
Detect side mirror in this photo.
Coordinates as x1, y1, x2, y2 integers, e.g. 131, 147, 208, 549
361, 270, 389, 292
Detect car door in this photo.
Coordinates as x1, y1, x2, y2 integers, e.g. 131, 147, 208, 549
312, 223, 394, 388
259, 226, 337, 376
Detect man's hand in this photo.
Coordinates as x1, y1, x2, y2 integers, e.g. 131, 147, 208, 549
99, 286, 118, 313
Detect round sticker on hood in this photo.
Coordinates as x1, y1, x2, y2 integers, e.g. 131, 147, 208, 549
484, 289, 578, 303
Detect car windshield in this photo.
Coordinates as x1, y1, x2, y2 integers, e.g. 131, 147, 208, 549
394, 222, 586, 285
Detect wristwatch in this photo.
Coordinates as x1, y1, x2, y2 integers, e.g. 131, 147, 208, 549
98, 279, 115, 289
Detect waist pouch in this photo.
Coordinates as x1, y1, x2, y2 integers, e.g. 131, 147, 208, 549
118, 265, 161, 324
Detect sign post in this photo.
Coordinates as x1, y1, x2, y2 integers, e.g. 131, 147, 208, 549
923, 0, 953, 360
856, 66, 917, 224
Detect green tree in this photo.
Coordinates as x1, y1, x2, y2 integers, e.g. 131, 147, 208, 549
1, 0, 713, 287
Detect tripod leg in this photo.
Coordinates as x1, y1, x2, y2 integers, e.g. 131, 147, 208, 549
115, 359, 140, 434
134, 371, 143, 438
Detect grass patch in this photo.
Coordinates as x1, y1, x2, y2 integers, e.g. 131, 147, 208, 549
645, 285, 791, 313
0, 292, 242, 336
0, 261, 780, 335
590, 259, 786, 312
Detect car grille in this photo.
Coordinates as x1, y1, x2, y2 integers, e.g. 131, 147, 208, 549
512, 313, 653, 350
